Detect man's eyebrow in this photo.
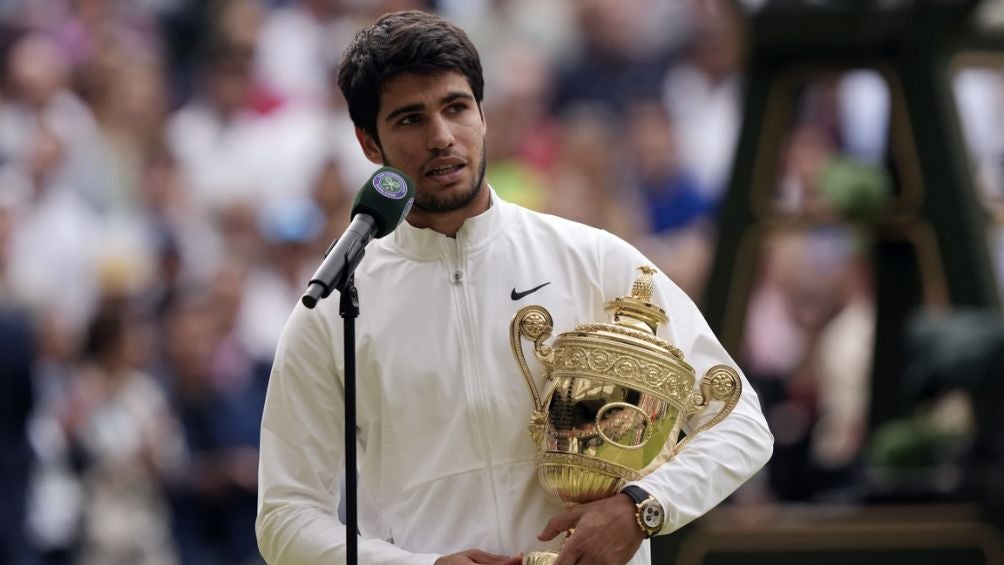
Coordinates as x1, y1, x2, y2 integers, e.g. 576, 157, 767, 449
442, 91, 474, 105
384, 91, 475, 123
385, 103, 425, 124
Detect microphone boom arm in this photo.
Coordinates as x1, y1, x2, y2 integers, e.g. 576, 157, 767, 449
301, 214, 379, 308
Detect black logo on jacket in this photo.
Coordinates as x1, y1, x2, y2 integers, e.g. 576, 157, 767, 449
511, 282, 551, 301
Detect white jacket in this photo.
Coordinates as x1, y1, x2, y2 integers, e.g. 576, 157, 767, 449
256, 192, 774, 564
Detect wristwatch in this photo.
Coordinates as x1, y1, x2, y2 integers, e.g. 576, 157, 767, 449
621, 485, 664, 538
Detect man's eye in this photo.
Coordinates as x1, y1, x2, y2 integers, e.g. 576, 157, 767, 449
398, 114, 420, 126
447, 103, 469, 114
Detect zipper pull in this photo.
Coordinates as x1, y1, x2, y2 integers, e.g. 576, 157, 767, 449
450, 235, 465, 284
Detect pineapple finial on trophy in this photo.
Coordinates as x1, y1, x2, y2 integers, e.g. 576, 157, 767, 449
632, 265, 657, 302
606, 265, 668, 336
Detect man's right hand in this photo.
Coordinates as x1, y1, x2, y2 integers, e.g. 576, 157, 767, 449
435, 549, 523, 565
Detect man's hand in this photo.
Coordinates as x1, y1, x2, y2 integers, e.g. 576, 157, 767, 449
537, 494, 645, 565
435, 549, 524, 565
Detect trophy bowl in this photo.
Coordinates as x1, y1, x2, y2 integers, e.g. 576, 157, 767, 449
510, 267, 742, 564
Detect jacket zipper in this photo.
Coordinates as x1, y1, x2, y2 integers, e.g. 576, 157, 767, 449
448, 234, 504, 550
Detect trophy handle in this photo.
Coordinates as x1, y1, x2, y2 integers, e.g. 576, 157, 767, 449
674, 364, 742, 453
639, 364, 742, 474
510, 306, 555, 444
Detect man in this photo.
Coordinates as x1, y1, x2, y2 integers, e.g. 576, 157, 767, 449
256, 10, 773, 565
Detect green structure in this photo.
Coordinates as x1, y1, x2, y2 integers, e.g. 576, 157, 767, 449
674, 1, 1004, 563
704, 0, 1001, 426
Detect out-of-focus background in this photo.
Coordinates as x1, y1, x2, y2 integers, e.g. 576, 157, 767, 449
0, 0, 1003, 563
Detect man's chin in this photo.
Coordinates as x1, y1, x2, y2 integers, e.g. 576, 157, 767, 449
414, 182, 482, 214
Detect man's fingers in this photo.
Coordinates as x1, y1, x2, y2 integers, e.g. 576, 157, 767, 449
466, 549, 522, 564
552, 531, 583, 565
437, 549, 524, 565
537, 506, 584, 541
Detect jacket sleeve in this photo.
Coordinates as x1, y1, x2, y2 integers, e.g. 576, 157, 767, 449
599, 233, 774, 536
255, 303, 442, 565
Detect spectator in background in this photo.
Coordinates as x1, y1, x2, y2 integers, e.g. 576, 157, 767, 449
137, 142, 225, 315
159, 288, 265, 565
662, 0, 743, 204
310, 159, 353, 245
85, 43, 169, 214
254, 0, 345, 107
59, 300, 187, 565
445, 0, 579, 67
238, 199, 325, 363
159, 289, 221, 565
812, 246, 874, 492
743, 230, 852, 501
553, 0, 676, 117
543, 104, 647, 241
482, 43, 558, 211
0, 32, 106, 210
3, 122, 91, 562
1, 120, 101, 367
624, 99, 716, 299
0, 304, 36, 564
166, 26, 271, 215
168, 0, 344, 223
776, 124, 839, 217
46, 0, 160, 74
627, 100, 713, 235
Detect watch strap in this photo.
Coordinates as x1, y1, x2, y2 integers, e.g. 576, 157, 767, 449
621, 485, 650, 505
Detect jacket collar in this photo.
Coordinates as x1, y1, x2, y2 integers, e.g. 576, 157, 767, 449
386, 187, 514, 261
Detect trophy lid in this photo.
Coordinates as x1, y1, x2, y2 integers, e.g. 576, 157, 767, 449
564, 265, 684, 362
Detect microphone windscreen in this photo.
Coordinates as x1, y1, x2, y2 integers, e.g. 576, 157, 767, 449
351, 167, 416, 239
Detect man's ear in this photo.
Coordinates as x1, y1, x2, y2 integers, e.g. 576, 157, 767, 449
355, 127, 384, 165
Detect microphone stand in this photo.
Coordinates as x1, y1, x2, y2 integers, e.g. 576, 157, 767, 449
339, 275, 360, 565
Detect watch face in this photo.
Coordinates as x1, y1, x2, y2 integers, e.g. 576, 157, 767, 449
640, 501, 663, 529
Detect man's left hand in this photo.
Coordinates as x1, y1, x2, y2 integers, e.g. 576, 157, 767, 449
537, 494, 646, 565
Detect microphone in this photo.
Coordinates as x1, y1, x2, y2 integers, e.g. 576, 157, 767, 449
301, 166, 415, 308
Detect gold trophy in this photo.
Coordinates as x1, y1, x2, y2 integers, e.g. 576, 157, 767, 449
509, 266, 743, 565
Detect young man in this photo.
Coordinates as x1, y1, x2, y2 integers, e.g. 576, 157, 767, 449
256, 10, 773, 565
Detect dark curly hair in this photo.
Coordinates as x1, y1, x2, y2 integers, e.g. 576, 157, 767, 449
336, 10, 484, 146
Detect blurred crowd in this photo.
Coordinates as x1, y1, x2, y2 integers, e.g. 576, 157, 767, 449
0, 0, 1002, 564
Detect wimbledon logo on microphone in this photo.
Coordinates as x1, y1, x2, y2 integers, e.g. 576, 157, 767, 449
373, 171, 409, 199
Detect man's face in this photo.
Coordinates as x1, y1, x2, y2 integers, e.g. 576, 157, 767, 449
358, 71, 487, 214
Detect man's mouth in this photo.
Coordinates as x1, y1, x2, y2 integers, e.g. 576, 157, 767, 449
426, 163, 465, 178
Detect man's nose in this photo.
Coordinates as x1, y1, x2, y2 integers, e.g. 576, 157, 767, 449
427, 115, 455, 151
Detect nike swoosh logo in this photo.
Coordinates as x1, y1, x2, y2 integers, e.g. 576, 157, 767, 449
511, 282, 551, 301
